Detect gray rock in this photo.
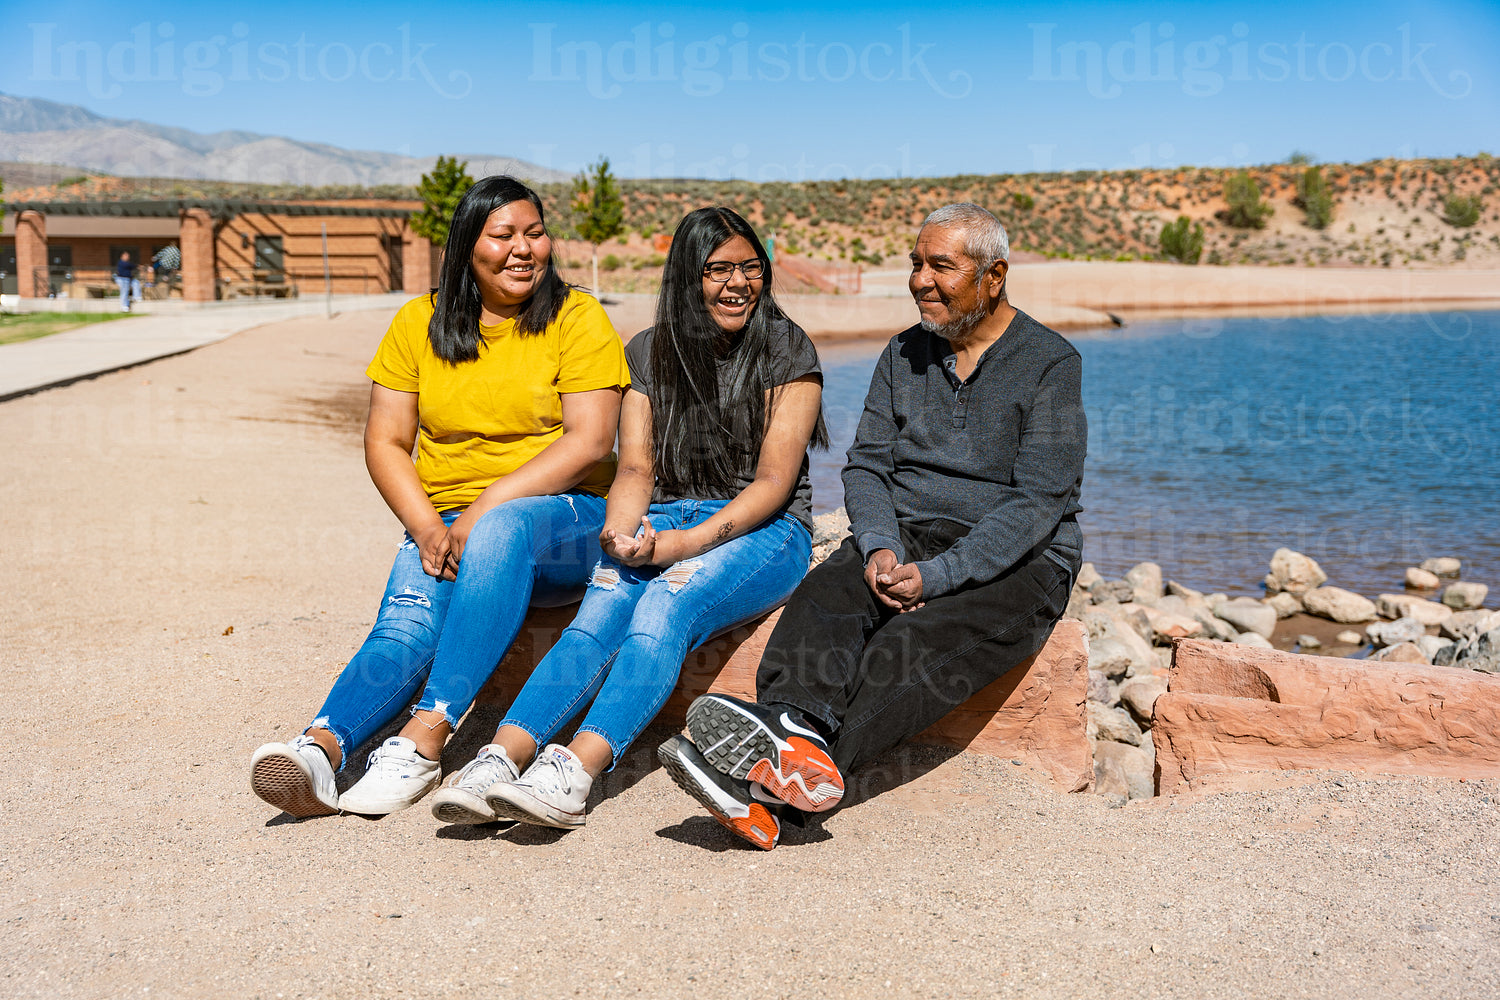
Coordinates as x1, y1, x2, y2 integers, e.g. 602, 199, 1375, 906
1301, 587, 1378, 623
1297, 634, 1322, 650
1116, 605, 1155, 644
1480, 628, 1500, 656
1232, 632, 1274, 648
1189, 610, 1240, 642
1076, 562, 1103, 590
1366, 616, 1425, 648
1086, 669, 1118, 706
1335, 630, 1364, 645
1125, 562, 1164, 605
1134, 603, 1204, 645
1440, 609, 1500, 641
1087, 635, 1137, 680
1420, 557, 1461, 578
1166, 580, 1203, 601
1433, 641, 1464, 666
1464, 653, 1500, 673
1088, 702, 1143, 746
1119, 675, 1169, 724
1416, 635, 1453, 662
1091, 580, 1136, 604
1375, 593, 1453, 626
1442, 581, 1489, 611
1264, 592, 1303, 619
1082, 610, 1157, 676
1370, 642, 1428, 663
1405, 567, 1441, 590
1214, 597, 1278, 639
1155, 594, 1190, 616
810, 508, 851, 564
1264, 548, 1328, 595
1092, 739, 1154, 801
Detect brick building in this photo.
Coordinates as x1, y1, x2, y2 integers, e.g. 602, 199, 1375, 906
0, 198, 438, 301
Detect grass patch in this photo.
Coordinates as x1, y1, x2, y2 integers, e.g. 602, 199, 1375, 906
0, 311, 134, 346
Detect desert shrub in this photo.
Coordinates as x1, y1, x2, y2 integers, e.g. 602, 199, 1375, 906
601, 254, 622, 271
1441, 194, 1481, 227
1159, 215, 1204, 264
1294, 166, 1335, 229
1222, 171, 1274, 228
1011, 192, 1035, 211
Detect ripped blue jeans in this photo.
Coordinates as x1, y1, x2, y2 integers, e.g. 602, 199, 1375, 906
500, 498, 812, 767
309, 492, 607, 768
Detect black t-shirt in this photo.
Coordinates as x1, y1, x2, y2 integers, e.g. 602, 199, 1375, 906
624, 318, 821, 530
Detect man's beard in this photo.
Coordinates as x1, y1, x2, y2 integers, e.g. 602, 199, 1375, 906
919, 298, 987, 344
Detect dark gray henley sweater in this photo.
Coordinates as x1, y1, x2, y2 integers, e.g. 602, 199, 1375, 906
842, 309, 1086, 598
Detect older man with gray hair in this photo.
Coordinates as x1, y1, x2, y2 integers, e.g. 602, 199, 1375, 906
659, 203, 1086, 850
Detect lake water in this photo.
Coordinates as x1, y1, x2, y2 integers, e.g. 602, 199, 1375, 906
810, 309, 1500, 598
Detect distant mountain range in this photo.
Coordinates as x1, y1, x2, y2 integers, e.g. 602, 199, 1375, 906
0, 93, 571, 187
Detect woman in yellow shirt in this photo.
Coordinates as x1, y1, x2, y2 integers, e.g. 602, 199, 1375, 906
249, 176, 629, 818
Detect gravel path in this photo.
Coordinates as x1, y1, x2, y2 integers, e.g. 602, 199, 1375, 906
1, 309, 1495, 999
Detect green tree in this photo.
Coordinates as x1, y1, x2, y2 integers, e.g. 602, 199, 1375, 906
1222, 171, 1274, 228
572, 157, 625, 293
1159, 215, 1204, 264
410, 156, 474, 248
1441, 194, 1482, 227
1295, 166, 1335, 229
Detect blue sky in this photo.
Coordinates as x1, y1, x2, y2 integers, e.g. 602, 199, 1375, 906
3, 0, 1496, 179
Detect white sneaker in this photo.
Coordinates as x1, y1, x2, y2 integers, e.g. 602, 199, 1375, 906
337, 737, 441, 815
485, 744, 592, 828
250, 735, 339, 817
429, 745, 521, 825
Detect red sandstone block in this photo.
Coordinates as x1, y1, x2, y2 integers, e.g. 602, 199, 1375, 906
1154, 638, 1500, 793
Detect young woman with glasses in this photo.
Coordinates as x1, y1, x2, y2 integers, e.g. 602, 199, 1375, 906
429, 206, 827, 830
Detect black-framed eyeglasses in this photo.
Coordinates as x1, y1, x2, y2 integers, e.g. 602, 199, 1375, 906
702, 258, 766, 282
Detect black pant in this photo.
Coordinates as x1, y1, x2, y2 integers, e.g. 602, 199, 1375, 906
756, 520, 1074, 776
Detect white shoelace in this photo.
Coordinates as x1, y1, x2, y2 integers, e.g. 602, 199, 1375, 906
456, 748, 514, 791
523, 753, 574, 796
365, 743, 418, 777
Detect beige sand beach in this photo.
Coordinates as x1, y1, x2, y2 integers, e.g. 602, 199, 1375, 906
1, 297, 1497, 998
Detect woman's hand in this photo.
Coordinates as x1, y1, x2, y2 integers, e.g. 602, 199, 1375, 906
439, 507, 485, 578
413, 521, 455, 580
611, 516, 658, 567
599, 521, 642, 563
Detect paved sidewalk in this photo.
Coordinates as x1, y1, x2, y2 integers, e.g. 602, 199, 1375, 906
0, 293, 413, 401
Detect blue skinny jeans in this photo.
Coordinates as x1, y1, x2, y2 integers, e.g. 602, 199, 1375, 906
310, 492, 606, 767
500, 498, 813, 767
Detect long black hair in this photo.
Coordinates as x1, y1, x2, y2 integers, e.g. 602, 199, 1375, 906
427, 176, 571, 364
649, 207, 828, 497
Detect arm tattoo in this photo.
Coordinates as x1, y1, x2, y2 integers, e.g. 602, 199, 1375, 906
700, 521, 734, 553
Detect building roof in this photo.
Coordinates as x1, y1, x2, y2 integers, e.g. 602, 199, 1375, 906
3, 199, 414, 219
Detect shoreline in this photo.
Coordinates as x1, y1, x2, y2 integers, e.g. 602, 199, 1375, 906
598, 261, 1500, 340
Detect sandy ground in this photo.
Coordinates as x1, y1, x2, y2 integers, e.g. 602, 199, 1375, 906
2, 306, 1498, 999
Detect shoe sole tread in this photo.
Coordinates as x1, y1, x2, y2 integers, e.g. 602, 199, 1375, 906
486, 786, 584, 829
658, 739, 777, 850
687, 698, 844, 813
430, 787, 496, 825
251, 754, 337, 818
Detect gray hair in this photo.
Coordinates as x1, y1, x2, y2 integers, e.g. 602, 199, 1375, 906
920, 203, 1009, 274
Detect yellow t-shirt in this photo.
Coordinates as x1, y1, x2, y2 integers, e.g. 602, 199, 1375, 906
365, 291, 629, 511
